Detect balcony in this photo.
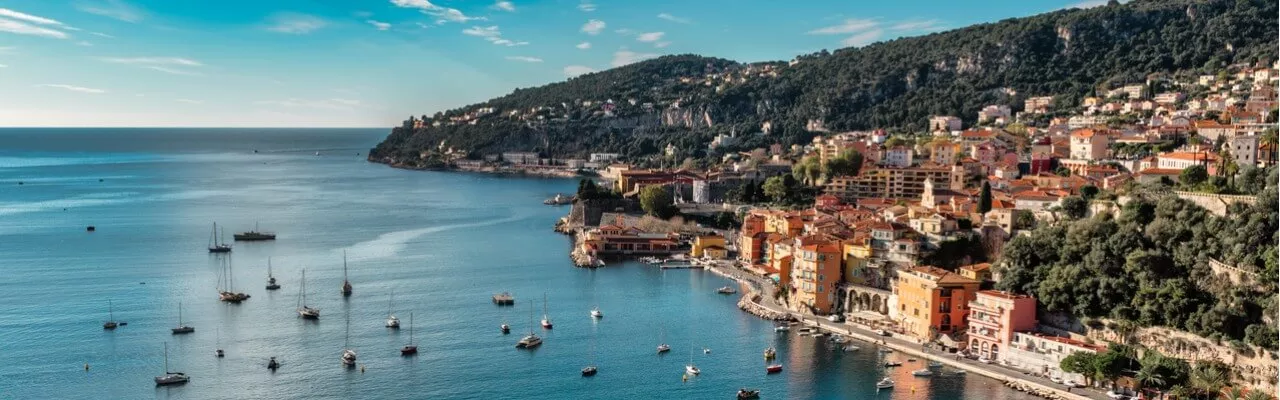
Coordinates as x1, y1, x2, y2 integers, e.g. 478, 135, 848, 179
969, 326, 1000, 341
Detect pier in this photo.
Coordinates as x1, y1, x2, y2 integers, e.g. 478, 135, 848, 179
492, 292, 515, 305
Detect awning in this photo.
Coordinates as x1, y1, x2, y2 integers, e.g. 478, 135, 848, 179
936, 334, 960, 348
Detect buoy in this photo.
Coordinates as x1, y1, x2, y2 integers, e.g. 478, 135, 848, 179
361, 365, 366, 373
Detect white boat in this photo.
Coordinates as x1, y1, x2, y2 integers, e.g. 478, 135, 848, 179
217, 256, 250, 303
265, 257, 280, 290
978, 356, 993, 364
774, 325, 789, 332
928, 360, 943, 368
843, 345, 859, 352
875, 377, 894, 389
516, 302, 542, 349
171, 301, 194, 334
703, 347, 711, 354
154, 342, 190, 386
296, 269, 320, 319
830, 335, 848, 344
385, 290, 400, 329
716, 286, 737, 294
540, 293, 553, 329
911, 368, 934, 377
341, 309, 356, 368
590, 306, 603, 318
657, 344, 670, 353
952, 369, 967, 375
685, 318, 700, 375
685, 364, 700, 375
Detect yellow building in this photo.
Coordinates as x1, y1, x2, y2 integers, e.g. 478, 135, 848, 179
692, 234, 727, 258
895, 266, 981, 341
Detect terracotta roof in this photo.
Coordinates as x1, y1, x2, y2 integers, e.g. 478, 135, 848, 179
977, 290, 1031, 300
1071, 129, 1097, 138
961, 263, 992, 272
1137, 168, 1183, 176
1160, 152, 1219, 162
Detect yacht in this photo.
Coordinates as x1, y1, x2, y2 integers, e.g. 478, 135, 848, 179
716, 286, 737, 294
265, 257, 280, 290
154, 343, 189, 386
773, 325, 789, 332
207, 222, 232, 253
876, 377, 894, 390
540, 293, 553, 329
103, 299, 119, 330
911, 368, 935, 377
685, 364, 700, 376
516, 302, 542, 349
884, 361, 902, 367
928, 360, 943, 368
340, 251, 353, 297
341, 310, 357, 368
581, 365, 597, 376
217, 257, 250, 303
171, 302, 194, 334
764, 347, 776, 359
267, 357, 280, 371
401, 312, 419, 355
233, 222, 276, 241
590, 306, 603, 319
657, 344, 670, 353
737, 389, 761, 399
296, 269, 320, 319
385, 291, 400, 329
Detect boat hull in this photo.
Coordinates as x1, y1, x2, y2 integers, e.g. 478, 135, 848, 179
400, 346, 418, 355
171, 326, 195, 334
233, 233, 276, 241
154, 374, 189, 386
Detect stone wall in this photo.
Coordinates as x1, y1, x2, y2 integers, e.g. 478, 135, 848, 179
1172, 191, 1258, 217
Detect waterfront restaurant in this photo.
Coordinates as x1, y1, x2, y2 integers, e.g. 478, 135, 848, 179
579, 224, 682, 257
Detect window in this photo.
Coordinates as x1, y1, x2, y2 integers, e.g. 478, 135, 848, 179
818, 286, 823, 293
913, 309, 919, 316
818, 274, 824, 282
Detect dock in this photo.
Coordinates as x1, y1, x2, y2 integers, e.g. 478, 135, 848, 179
659, 262, 702, 270
492, 292, 515, 305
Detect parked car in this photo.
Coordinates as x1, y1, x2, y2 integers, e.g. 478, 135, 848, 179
826, 314, 843, 323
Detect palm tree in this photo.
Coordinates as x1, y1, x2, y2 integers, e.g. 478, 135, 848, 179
1220, 387, 1247, 400
1242, 389, 1276, 400
1133, 363, 1166, 396
1189, 364, 1227, 400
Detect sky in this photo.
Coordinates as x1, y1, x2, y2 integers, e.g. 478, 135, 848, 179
0, 0, 1109, 127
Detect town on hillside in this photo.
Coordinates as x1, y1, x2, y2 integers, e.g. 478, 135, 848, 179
551, 60, 1279, 399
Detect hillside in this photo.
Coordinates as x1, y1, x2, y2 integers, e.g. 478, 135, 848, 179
369, 0, 1277, 166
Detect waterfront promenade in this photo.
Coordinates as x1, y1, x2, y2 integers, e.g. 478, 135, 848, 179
703, 262, 1105, 400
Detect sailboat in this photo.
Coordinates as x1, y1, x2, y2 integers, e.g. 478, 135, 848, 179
341, 309, 357, 368
540, 293, 553, 329
265, 257, 280, 290
582, 326, 598, 377
401, 312, 418, 356
590, 305, 603, 319
217, 256, 250, 303
385, 290, 400, 328
171, 301, 194, 334
340, 250, 353, 297
657, 323, 670, 354
515, 302, 542, 349
103, 299, 119, 330
685, 319, 700, 375
208, 222, 232, 253
297, 268, 320, 319
154, 342, 190, 386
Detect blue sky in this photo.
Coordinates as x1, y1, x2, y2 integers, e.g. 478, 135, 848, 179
0, 0, 1105, 127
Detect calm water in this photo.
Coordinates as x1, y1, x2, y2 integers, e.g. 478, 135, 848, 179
0, 128, 1035, 399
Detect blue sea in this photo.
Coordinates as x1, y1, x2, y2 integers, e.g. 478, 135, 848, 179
0, 128, 1037, 399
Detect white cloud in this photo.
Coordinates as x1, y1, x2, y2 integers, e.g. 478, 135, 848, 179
145, 66, 202, 76
577, 1, 596, 12
89, 31, 114, 38
367, 20, 391, 31
101, 57, 203, 75
490, 39, 528, 46
808, 18, 878, 35
75, 0, 144, 23
581, 19, 605, 35
0, 8, 68, 27
491, 1, 515, 12
614, 28, 635, 36
265, 13, 327, 34
654, 41, 670, 48
431, 8, 483, 24
841, 29, 882, 47
576, 41, 591, 50
175, 99, 202, 104
0, 18, 70, 39
890, 19, 944, 32
505, 56, 543, 63
76, 41, 93, 46
656, 13, 690, 24
390, 0, 436, 10
636, 31, 664, 42
462, 25, 501, 38
611, 49, 657, 67
563, 65, 596, 77
39, 84, 105, 94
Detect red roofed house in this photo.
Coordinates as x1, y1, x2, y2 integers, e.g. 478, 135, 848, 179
967, 290, 1037, 363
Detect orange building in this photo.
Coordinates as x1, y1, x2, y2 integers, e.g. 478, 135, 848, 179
894, 266, 981, 341
790, 242, 843, 314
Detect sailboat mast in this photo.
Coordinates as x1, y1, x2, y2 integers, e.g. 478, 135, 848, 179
178, 301, 182, 325
108, 299, 114, 321
163, 342, 169, 373
409, 312, 414, 345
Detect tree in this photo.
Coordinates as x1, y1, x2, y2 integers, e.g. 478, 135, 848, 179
1061, 352, 1098, 384
824, 150, 863, 178
1179, 165, 1208, 187
1014, 210, 1037, 230
884, 136, 908, 148
762, 176, 788, 203
639, 185, 676, 219
979, 182, 993, 213
1055, 167, 1073, 177
1061, 196, 1088, 219
1188, 363, 1228, 399
1080, 185, 1099, 201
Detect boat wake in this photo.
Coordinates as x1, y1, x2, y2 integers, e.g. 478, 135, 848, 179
339, 213, 528, 261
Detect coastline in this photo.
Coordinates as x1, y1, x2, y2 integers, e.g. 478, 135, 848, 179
374, 159, 583, 179
701, 262, 1097, 400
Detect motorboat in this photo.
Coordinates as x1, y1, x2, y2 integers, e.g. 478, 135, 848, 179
215, 349, 224, 358
540, 293, 553, 329
764, 347, 776, 359
685, 364, 700, 375
716, 286, 737, 294
928, 360, 943, 368
907, 358, 917, 362
501, 324, 511, 334
703, 347, 711, 354
830, 335, 848, 344
842, 345, 860, 352
912, 368, 934, 377
737, 389, 761, 399
581, 365, 597, 376
874, 329, 890, 336
884, 361, 902, 367
879, 348, 893, 354
766, 364, 783, 374
657, 344, 670, 353
341, 349, 357, 367
590, 306, 603, 318
774, 325, 789, 332
267, 357, 280, 371
875, 377, 894, 390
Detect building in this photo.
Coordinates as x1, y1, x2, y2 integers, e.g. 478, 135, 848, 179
691, 234, 727, 258
978, 105, 1012, 124
1195, 120, 1237, 141
825, 166, 959, 201
1156, 152, 1218, 171
927, 140, 960, 166
1069, 129, 1109, 161
967, 291, 1037, 362
1153, 92, 1185, 104
1119, 84, 1144, 99
502, 152, 540, 165
589, 153, 621, 163
929, 116, 962, 132
894, 266, 981, 341
882, 146, 914, 167
579, 224, 681, 257
1024, 96, 1054, 113
1003, 333, 1106, 384
790, 242, 844, 314
958, 263, 993, 283
615, 169, 700, 193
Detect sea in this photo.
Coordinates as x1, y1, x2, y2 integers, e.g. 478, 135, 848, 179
0, 128, 1038, 399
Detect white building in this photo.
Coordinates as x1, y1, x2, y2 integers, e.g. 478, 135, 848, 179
1002, 333, 1106, 384
502, 152, 540, 165
1157, 152, 1216, 171
882, 146, 914, 168
589, 153, 620, 163
1231, 135, 1260, 167
1069, 130, 1109, 161
929, 116, 962, 132
978, 105, 1012, 124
